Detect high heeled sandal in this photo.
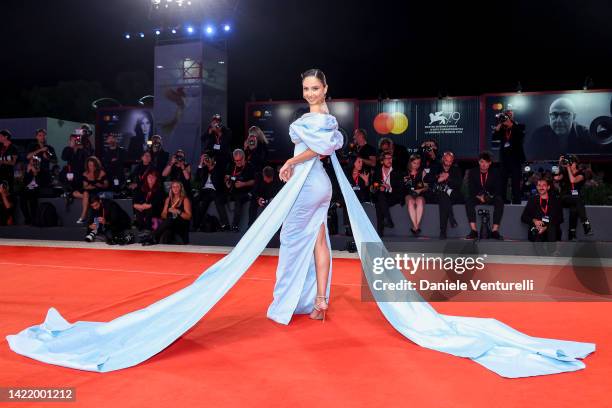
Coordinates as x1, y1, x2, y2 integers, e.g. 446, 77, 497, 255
310, 295, 329, 322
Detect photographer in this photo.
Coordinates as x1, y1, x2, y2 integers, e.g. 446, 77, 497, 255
193, 152, 230, 231
465, 151, 504, 240
84, 195, 132, 245
419, 139, 440, 170
162, 149, 192, 195
378, 137, 408, 173
26, 128, 57, 188
348, 128, 377, 172
243, 126, 269, 173
148, 135, 170, 174
144, 181, 192, 245
224, 149, 255, 232
248, 165, 282, 227
128, 150, 155, 193
553, 154, 593, 240
372, 151, 403, 237
75, 157, 109, 224
102, 133, 127, 193
133, 170, 164, 232
424, 151, 462, 239
20, 155, 45, 225
0, 129, 18, 190
61, 129, 93, 193
521, 178, 563, 242
403, 154, 427, 236
0, 180, 14, 226
492, 109, 526, 204
201, 114, 232, 171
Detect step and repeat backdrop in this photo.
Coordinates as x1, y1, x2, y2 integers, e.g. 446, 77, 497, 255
483, 91, 612, 161
246, 90, 612, 162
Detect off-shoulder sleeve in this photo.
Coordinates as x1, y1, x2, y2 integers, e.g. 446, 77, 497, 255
289, 114, 344, 155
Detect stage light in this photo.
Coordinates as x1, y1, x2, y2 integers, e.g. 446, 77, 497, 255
155, 29, 161, 36
187, 26, 194, 34
205, 26, 214, 35
224, 24, 231, 32
171, 28, 177, 34
187, 1, 191, 4
125, 33, 131, 39
139, 32, 145, 38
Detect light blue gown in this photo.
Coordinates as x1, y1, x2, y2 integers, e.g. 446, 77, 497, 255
6, 113, 595, 377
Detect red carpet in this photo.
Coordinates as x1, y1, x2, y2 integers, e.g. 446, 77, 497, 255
0, 245, 609, 407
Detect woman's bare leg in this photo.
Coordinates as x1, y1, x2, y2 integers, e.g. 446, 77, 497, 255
415, 196, 425, 229
311, 223, 330, 319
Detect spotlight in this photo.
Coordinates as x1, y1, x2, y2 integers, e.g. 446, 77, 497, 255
171, 28, 177, 34
139, 32, 145, 38
187, 26, 194, 34
187, 1, 191, 4
205, 26, 214, 35
224, 24, 231, 32
155, 29, 161, 36
125, 33, 131, 39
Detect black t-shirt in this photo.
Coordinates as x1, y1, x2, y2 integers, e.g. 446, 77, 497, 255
27, 142, 57, 174
357, 143, 376, 170
559, 168, 585, 195
0, 143, 18, 184
102, 147, 127, 184
225, 162, 255, 193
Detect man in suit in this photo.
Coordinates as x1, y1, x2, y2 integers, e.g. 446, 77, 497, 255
465, 151, 504, 240
372, 151, 404, 237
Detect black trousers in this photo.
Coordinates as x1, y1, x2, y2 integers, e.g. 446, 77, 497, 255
501, 161, 522, 204
134, 209, 155, 230
228, 190, 250, 227
561, 194, 588, 231
528, 224, 560, 242
20, 188, 39, 224
374, 191, 401, 234
194, 188, 229, 228
436, 191, 462, 233
465, 195, 504, 225
154, 217, 190, 244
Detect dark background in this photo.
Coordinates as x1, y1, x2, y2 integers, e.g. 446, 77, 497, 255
2, 0, 611, 142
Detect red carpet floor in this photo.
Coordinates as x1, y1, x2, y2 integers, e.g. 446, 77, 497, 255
0, 245, 609, 407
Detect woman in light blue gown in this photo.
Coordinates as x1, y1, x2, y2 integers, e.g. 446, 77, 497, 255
267, 69, 341, 324
6, 69, 595, 377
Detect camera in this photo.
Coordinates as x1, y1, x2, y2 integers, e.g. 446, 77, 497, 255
478, 208, 491, 239
434, 182, 452, 196
495, 112, 510, 124
560, 154, 576, 166
85, 231, 97, 242
478, 189, 494, 201
32, 155, 42, 170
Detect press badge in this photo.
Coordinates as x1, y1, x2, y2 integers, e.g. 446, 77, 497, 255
571, 190, 579, 196
424, 168, 430, 174
113, 178, 119, 186
504, 142, 511, 148
213, 144, 221, 150
541, 216, 550, 224
352, 186, 360, 191
67, 172, 74, 181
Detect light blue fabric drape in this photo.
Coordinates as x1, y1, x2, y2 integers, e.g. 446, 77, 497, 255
6, 113, 594, 377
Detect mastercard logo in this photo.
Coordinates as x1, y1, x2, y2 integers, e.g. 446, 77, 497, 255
373, 112, 409, 135
253, 111, 262, 118
492, 103, 503, 111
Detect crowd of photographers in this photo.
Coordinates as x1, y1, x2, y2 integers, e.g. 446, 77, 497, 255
0, 110, 599, 244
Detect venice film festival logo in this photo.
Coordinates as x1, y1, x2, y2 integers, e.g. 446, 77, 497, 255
426, 110, 463, 135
